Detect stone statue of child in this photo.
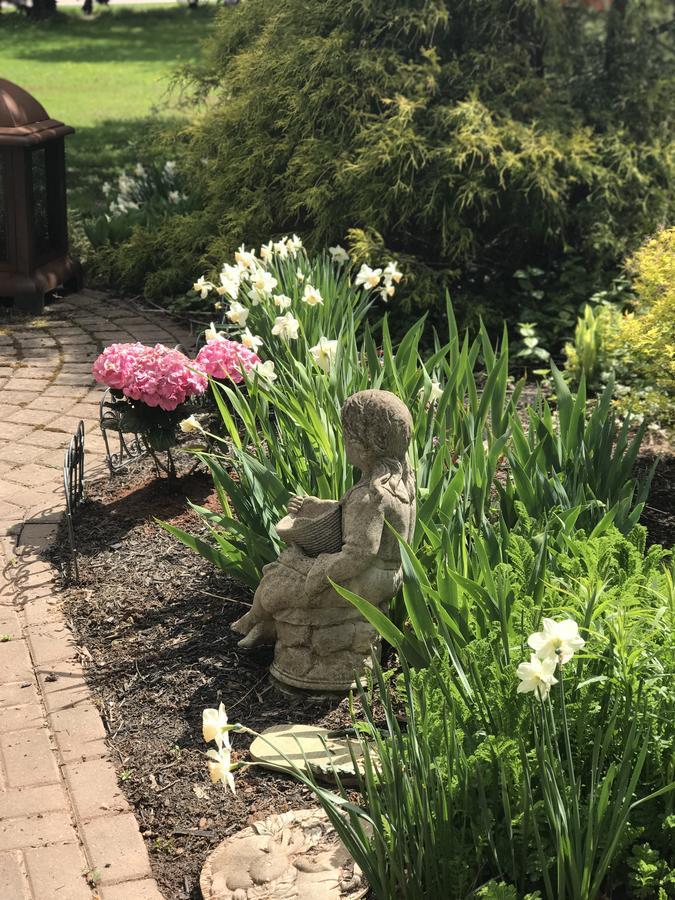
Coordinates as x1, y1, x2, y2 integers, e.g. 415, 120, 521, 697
231, 389, 416, 691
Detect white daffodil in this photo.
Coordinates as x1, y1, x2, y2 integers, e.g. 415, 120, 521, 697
272, 313, 300, 340
260, 240, 274, 264
193, 276, 214, 299
384, 260, 403, 285
428, 380, 444, 403
329, 245, 350, 265
219, 264, 241, 301
380, 284, 395, 302
516, 654, 559, 700
248, 269, 278, 304
235, 244, 257, 271
202, 703, 231, 746
164, 160, 177, 177
252, 359, 277, 382
310, 337, 338, 373
226, 301, 250, 327
302, 284, 324, 307
528, 618, 585, 665
287, 234, 303, 254
273, 237, 289, 259
204, 322, 223, 342
296, 268, 305, 284
206, 746, 236, 795
355, 264, 382, 290
168, 190, 180, 204
273, 293, 293, 311
241, 328, 263, 352
179, 415, 204, 434
134, 162, 146, 178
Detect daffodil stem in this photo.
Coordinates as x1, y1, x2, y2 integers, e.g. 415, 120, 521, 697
559, 665, 581, 838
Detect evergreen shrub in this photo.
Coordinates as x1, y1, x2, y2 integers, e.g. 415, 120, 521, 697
96, 0, 674, 332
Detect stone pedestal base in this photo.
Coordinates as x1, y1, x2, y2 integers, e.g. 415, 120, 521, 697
270, 604, 384, 693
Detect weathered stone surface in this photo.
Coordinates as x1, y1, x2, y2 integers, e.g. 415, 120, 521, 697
232, 390, 415, 691
200, 808, 367, 900
232, 390, 416, 691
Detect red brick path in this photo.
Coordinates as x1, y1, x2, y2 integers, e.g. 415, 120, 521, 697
0, 291, 193, 899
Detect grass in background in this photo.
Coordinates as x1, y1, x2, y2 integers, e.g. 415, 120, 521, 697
0, 5, 217, 213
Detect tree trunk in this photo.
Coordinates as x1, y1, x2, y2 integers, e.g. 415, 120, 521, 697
29, 0, 57, 17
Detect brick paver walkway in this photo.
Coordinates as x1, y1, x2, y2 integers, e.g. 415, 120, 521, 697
0, 291, 193, 900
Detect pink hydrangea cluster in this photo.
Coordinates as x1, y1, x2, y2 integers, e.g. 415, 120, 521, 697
92, 343, 208, 411
195, 337, 260, 384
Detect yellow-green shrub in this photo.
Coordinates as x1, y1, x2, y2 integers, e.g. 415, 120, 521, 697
566, 228, 675, 427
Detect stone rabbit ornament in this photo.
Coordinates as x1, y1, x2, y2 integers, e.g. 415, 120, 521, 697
232, 389, 416, 691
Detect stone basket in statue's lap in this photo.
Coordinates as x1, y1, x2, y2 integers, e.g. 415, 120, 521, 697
276, 499, 343, 557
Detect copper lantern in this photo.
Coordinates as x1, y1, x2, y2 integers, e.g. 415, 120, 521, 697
0, 79, 81, 313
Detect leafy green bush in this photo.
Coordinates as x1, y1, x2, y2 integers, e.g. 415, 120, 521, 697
98, 0, 674, 330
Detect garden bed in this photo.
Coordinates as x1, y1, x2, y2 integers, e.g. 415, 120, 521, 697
50, 459, 355, 900
49, 447, 674, 899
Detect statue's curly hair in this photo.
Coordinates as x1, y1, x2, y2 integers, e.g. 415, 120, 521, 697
341, 389, 412, 461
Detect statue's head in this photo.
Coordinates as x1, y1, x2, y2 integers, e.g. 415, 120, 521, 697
341, 390, 413, 470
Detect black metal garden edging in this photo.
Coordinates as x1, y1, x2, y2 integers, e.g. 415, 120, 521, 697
63, 420, 85, 581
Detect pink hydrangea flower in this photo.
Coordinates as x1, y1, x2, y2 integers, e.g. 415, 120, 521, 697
92, 342, 146, 391
92, 343, 207, 411
195, 337, 260, 384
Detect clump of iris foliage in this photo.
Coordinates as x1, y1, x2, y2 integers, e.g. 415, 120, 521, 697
164, 248, 674, 898
92, 0, 674, 338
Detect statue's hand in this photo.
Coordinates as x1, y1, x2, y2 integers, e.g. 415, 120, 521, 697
305, 554, 331, 598
287, 495, 304, 516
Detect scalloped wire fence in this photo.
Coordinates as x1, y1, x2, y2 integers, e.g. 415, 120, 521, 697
63, 420, 85, 582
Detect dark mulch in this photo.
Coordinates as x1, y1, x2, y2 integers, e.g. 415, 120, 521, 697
49, 459, 355, 900
48, 447, 673, 899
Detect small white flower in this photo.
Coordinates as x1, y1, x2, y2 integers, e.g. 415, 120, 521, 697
164, 160, 177, 177
219, 264, 241, 301
134, 163, 146, 178
380, 284, 395, 302
286, 234, 303, 255
168, 190, 180, 204
206, 745, 236, 795
419, 380, 444, 403
296, 268, 305, 284
241, 328, 263, 352
273, 293, 292, 311
383, 260, 403, 285
260, 240, 274, 264
273, 237, 289, 259
252, 359, 277, 382
204, 321, 223, 342
102, 181, 111, 196
193, 276, 213, 299
516, 654, 559, 700
226, 301, 249, 327
203, 703, 231, 746
302, 284, 324, 307
329, 245, 350, 265
235, 244, 257, 271
179, 415, 204, 434
528, 618, 585, 665
355, 264, 382, 290
310, 337, 338, 373
272, 313, 300, 340
248, 269, 278, 304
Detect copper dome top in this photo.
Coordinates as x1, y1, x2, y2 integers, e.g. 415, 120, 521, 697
0, 79, 73, 146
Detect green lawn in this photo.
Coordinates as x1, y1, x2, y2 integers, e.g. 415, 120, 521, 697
0, 5, 217, 215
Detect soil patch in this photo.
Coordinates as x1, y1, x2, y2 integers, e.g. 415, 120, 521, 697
49, 459, 354, 900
